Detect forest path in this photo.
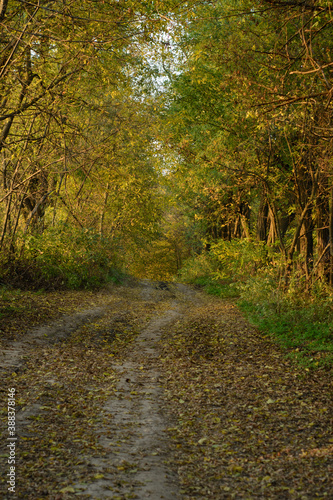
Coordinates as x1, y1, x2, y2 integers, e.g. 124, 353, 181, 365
72, 282, 195, 499
0, 280, 332, 499
0, 280, 201, 499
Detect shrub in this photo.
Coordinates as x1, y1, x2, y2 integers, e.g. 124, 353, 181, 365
179, 239, 272, 297
1, 225, 126, 290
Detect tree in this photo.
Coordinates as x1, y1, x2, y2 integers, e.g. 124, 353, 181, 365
0, 0, 183, 261
160, 0, 333, 284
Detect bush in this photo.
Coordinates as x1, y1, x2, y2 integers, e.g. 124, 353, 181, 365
179, 239, 271, 298
1, 225, 126, 290
178, 252, 219, 283
210, 239, 271, 281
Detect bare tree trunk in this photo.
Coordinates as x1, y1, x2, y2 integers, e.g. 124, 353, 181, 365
299, 211, 314, 280
267, 200, 287, 257
8, 191, 27, 252
267, 209, 276, 246
0, 195, 11, 249
0, 0, 9, 22
329, 186, 333, 285
316, 191, 330, 281
240, 214, 251, 239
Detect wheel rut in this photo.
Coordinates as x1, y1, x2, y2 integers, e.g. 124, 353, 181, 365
77, 304, 182, 499
0, 280, 200, 499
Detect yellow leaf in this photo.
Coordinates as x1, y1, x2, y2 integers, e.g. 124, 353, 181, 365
198, 437, 208, 445
231, 465, 243, 473
60, 487, 75, 493
94, 473, 104, 479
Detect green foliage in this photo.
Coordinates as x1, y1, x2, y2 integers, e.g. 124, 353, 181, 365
6, 226, 126, 290
178, 252, 233, 297
179, 239, 270, 297
198, 277, 240, 299
210, 239, 270, 281
0, 286, 24, 319
0, 0, 174, 260
160, 0, 333, 289
178, 251, 218, 282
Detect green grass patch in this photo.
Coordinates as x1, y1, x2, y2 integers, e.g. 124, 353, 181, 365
238, 298, 333, 369
192, 277, 240, 298
0, 287, 25, 318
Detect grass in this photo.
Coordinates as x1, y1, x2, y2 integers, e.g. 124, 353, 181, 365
182, 267, 333, 370
238, 297, 333, 369
192, 276, 240, 298
0, 287, 25, 319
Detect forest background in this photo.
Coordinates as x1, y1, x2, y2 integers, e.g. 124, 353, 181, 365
0, 0, 332, 369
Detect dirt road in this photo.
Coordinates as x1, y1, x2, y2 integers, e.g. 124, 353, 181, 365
0, 281, 198, 499
0, 280, 332, 499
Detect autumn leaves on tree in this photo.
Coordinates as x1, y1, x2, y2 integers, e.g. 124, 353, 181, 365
0, 0, 165, 276
0, 0, 332, 288
162, 0, 333, 285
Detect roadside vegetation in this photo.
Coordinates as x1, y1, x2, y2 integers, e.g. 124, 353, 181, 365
178, 240, 333, 370
1, 226, 127, 292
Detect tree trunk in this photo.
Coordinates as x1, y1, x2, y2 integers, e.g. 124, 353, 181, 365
257, 195, 268, 242
329, 186, 333, 285
0, 195, 11, 250
239, 202, 251, 239
299, 211, 314, 279
316, 191, 330, 281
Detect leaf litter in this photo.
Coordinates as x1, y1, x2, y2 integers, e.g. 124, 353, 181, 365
160, 299, 332, 499
0, 282, 332, 499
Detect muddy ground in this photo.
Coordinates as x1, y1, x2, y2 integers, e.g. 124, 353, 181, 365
0, 280, 332, 499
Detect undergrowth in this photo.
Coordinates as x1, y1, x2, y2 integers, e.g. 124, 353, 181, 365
0, 225, 127, 290
238, 278, 333, 370
179, 240, 333, 369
